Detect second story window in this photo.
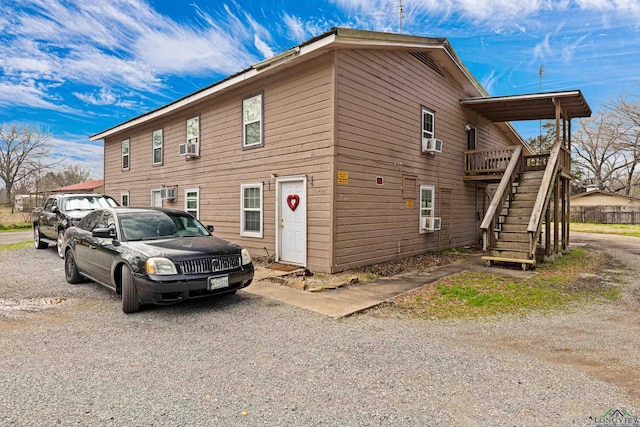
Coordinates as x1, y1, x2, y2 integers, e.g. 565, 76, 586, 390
243, 93, 263, 147
422, 107, 434, 141
122, 139, 130, 171
152, 129, 163, 165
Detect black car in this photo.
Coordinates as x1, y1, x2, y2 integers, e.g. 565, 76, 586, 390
33, 193, 119, 258
63, 207, 254, 313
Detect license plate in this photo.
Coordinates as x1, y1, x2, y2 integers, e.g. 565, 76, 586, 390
208, 276, 229, 290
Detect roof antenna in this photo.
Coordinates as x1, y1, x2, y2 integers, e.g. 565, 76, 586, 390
399, 0, 405, 33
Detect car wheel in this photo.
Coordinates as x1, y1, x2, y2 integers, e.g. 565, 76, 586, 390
56, 231, 65, 258
121, 265, 141, 314
34, 225, 48, 249
64, 250, 83, 284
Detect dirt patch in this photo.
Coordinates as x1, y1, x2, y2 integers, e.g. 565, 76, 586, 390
257, 250, 471, 292
0, 297, 66, 318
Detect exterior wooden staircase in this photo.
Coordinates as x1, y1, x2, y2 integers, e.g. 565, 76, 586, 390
489, 169, 544, 263
478, 139, 572, 270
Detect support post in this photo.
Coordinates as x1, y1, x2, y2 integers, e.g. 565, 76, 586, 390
554, 176, 560, 255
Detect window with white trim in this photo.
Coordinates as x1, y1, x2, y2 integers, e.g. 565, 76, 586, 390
186, 116, 200, 156
121, 192, 130, 207
121, 139, 130, 171
185, 188, 200, 219
152, 129, 163, 165
419, 185, 435, 232
240, 183, 263, 238
421, 107, 435, 141
243, 94, 263, 147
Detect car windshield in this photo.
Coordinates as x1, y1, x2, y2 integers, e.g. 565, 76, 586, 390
119, 211, 210, 241
64, 196, 118, 211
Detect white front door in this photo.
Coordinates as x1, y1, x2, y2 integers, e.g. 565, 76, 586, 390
151, 190, 162, 207
277, 178, 306, 266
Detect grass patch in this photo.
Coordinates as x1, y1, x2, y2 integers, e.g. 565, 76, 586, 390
570, 222, 640, 238
0, 241, 32, 251
0, 223, 31, 231
394, 248, 620, 320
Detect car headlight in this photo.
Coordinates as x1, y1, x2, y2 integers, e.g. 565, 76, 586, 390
146, 257, 177, 275
241, 249, 252, 265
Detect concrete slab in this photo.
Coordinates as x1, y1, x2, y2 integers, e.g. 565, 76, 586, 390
244, 255, 536, 318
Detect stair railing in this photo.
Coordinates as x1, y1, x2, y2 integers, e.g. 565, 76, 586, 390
479, 145, 523, 250
526, 140, 563, 258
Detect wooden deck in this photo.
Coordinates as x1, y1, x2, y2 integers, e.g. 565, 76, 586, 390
463, 147, 553, 181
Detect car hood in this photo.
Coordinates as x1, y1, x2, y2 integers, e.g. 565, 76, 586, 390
125, 235, 242, 259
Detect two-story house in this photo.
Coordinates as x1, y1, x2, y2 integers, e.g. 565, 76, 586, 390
90, 28, 591, 273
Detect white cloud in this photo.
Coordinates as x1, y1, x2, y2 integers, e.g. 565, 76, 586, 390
0, 82, 81, 114
49, 136, 104, 179
283, 13, 307, 42
254, 35, 275, 59
73, 89, 116, 106
0, 0, 273, 114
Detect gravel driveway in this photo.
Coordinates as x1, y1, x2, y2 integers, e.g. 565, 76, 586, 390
1, 233, 639, 426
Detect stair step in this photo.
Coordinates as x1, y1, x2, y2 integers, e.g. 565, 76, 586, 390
497, 231, 529, 242
513, 193, 538, 202
494, 241, 530, 250
507, 207, 533, 216
490, 248, 533, 260
500, 224, 529, 233
515, 188, 542, 196
503, 215, 531, 225
522, 170, 545, 177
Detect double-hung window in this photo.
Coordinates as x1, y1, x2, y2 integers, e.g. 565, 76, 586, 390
240, 183, 263, 238
121, 192, 130, 207
243, 94, 263, 147
121, 139, 130, 171
185, 116, 200, 156
419, 185, 435, 232
422, 107, 434, 141
152, 129, 163, 165
185, 188, 200, 219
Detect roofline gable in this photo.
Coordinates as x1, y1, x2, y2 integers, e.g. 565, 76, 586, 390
90, 27, 490, 142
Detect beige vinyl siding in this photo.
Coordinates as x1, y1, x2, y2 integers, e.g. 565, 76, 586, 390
104, 53, 335, 272
332, 48, 513, 271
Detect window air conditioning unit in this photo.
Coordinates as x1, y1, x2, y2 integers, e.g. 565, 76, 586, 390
160, 187, 176, 201
179, 142, 199, 157
422, 138, 443, 153
420, 217, 442, 232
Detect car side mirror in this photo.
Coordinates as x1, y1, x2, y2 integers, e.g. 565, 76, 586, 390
207, 225, 214, 232
92, 225, 117, 239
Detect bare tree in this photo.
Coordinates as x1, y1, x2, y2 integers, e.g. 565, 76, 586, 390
606, 94, 640, 196
0, 123, 55, 207
37, 165, 92, 192
572, 111, 630, 192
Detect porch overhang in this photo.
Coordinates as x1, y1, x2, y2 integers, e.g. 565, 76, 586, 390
460, 90, 592, 122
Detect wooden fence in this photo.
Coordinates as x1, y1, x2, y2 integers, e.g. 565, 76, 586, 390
570, 206, 640, 224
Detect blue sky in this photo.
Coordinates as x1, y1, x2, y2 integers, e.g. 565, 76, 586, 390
1, 0, 639, 180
